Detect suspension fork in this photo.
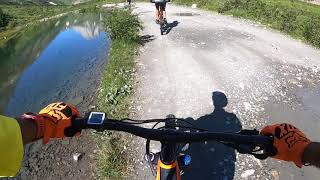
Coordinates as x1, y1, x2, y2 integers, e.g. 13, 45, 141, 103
156, 116, 181, 180
156, 141, 181, 180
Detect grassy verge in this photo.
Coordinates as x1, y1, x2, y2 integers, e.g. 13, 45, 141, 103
95, 9, 142, 180
174, 0, 320, 48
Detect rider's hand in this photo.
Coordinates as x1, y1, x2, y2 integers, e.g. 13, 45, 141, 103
22, 102, 80, 144
261, 123, 311, 167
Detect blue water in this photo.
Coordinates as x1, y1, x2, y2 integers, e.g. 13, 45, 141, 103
0, 14, 110, 116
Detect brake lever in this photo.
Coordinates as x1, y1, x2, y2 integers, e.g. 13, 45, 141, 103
232, 129, 277, 160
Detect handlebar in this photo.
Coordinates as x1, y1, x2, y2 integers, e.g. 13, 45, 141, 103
67, 117, 276, 159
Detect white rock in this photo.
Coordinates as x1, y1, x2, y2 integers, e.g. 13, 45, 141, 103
271, 170, 280, 180
243, 102, 251, 111
239, 82, 245, 90
73, 153, 83, 161
241, 169, 255, 178
191, 4, 197, 8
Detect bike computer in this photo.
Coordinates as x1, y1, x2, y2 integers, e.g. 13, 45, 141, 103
87, 112, 106, 125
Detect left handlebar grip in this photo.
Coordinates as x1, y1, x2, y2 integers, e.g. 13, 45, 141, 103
64, 118, 88, 137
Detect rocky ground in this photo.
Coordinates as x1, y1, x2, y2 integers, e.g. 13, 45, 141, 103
12, 131, 96, 180
128, 3, 320, 180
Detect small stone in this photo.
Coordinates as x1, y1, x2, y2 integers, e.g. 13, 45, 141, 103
241, 169, 255, 178
243, 102, 251, 111
73, 153, 83, 161
271, 170, 280, 180
239, 82, 245, 90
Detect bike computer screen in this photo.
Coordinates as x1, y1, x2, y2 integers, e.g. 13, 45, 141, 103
87, 112, 105, 125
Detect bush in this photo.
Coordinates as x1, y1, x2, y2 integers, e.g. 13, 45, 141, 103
0, 8, 10, 28
104, 9, 142, 42
304, 18, 320, 47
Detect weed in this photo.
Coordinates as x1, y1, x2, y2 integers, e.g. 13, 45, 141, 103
104, 9, 142, 42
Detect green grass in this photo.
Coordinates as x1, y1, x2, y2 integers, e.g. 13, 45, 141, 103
95, 9, 142, 180
174, 0, 320, 48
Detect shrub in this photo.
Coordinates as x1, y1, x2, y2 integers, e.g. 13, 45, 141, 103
104, 9, 142, 42
304, 17, 320, 47
0, 8, 10, 28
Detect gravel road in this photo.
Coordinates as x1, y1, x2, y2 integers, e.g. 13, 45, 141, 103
129, 3, 320, 180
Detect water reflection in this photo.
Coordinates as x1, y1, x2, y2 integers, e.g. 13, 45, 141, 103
72, 21, 103, 40
0, 13, 110, 116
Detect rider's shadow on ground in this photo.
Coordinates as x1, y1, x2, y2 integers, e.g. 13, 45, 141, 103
180, 91, 242, 180
163, 21, 179, 35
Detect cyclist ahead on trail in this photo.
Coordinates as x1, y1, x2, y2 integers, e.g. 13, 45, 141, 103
127, 0, 132, 6
152, 0, 169, 24
1, 102, 320, 177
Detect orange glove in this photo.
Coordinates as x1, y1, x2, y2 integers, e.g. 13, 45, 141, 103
261, 123, 311, 167
22, 102, 80, 144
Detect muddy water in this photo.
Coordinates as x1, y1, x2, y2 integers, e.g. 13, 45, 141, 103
265, 88, 320, 180
0, 13, 110, 116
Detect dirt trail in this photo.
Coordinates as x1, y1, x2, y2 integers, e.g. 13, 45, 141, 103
129, 2, 320, 180
302, 0, 320, 5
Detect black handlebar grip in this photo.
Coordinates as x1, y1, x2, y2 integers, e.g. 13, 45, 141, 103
64, 118, 88, 137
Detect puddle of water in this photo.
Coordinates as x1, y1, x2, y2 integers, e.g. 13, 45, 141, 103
173, 12, 200, 16
0, 13, 110, 116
